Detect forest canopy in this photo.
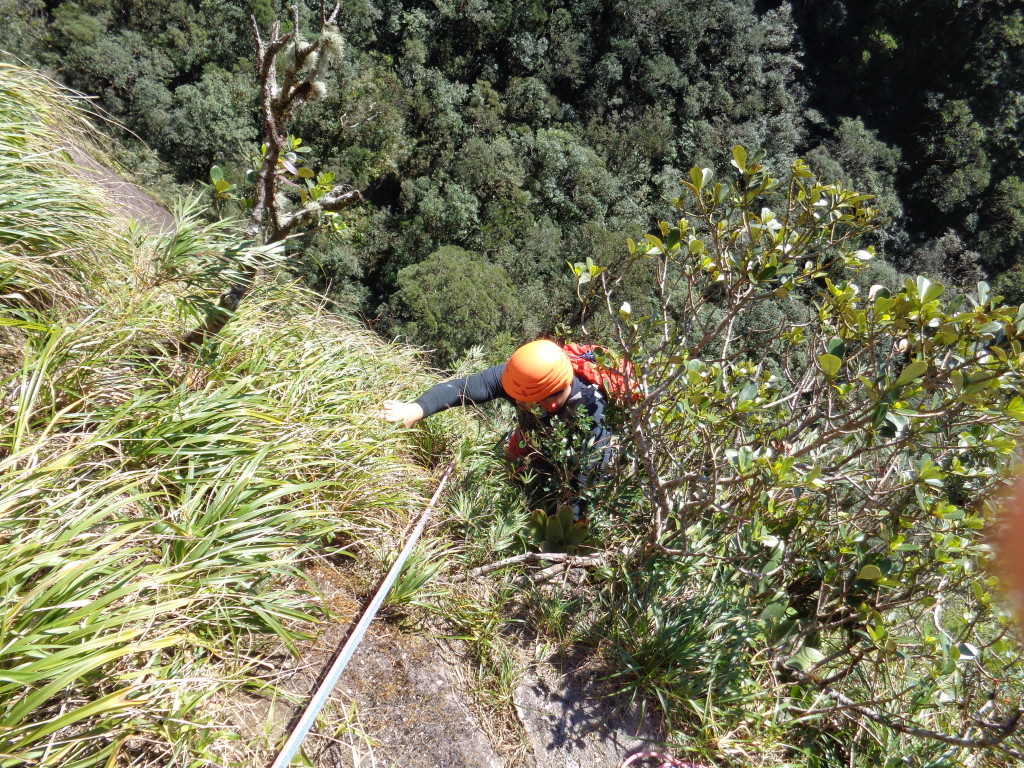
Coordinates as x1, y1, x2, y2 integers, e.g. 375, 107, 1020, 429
1, 0, 1021, 361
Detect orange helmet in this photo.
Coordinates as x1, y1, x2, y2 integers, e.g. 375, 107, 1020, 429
502, 340, 573, 403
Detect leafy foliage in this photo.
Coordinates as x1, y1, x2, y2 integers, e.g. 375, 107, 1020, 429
391, 245, 520, 365
793, 0, 1024, 274
2, 0, 830, 355
572, 146, 1024, 763
5, 0, 1024, 759
7, 0, 1024, 357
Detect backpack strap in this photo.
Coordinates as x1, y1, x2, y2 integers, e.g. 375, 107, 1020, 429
563, 342, 641, 402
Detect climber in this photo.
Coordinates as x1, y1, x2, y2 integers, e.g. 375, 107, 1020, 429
381, 339, 615, 520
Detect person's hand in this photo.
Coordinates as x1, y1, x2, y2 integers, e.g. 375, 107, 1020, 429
381, 400, 424, 428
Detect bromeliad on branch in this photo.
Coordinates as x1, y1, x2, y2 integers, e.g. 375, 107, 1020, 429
176, 2, 362, 352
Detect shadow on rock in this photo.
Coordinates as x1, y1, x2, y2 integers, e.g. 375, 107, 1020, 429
516, 657, 664, 768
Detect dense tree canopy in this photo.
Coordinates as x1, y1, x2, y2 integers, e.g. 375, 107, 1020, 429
1, 0, 1022, 353
792, 0, 1024, 278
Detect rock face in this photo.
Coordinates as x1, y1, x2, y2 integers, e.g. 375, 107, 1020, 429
237, 560, 506, 768
317, 628, 506, 768
65, 143, 176, 233
266, 627, 662, 768
241, 558, 664, 768
223, 620, 506, 768
515, 662, 663, 768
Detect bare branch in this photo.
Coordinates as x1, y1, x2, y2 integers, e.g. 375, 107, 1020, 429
171, 9, 359, 353
324, 2, 341, 26
468, 552, 605, 578
276, 188, 363, 239
792, 676, 1023, 756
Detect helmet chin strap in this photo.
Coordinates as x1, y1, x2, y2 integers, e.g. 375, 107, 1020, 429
515, 381, 573, 417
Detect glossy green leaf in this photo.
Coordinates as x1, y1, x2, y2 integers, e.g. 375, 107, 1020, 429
785, 646, 825, 672
690, 166, 713, 190
732, 144, 748, 172
818, 353, 841, 378
737, 381, 758, 405
565, 520, 590, 546
857, 564, 883, 581
894, 360, 927, 387
545, 515, 564, 549
557, 505, 574, 533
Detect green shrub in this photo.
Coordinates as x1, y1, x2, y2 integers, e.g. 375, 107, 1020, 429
392, 245, 522, 365
570, 146, 1024, 764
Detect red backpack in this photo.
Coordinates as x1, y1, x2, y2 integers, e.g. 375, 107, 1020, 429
562, 343, 643, 404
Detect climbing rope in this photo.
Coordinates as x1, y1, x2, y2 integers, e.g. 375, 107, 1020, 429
619, 751, 714, 768
269, 456, 458, 768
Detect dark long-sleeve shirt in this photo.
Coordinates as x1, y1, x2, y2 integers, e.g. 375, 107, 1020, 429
414, 364, 511, 416
414, 365, 612, 517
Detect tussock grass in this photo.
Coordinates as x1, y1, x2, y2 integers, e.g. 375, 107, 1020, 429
0, 62, 441, 767
0, 65, 125, 310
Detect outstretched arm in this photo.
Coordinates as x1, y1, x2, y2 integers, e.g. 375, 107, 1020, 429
413, 364, 508, 417
380, 364, 508, 426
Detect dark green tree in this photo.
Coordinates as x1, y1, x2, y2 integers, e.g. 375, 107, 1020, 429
391, 245, 520, 364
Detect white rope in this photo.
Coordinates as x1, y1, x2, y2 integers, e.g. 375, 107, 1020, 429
269, 456, 458, 768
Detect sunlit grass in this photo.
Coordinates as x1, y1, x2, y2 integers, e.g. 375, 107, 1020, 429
0, 277, 447, 765
0, 62, 444, 767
